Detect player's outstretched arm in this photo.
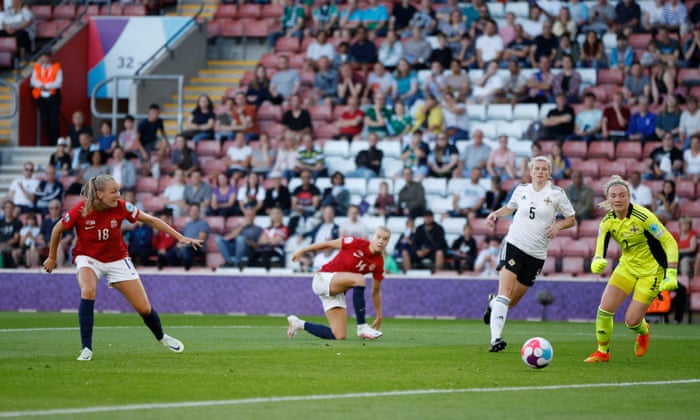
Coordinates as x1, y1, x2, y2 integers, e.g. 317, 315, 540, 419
138, 211, 203, 250
43, 221, 67, 273
290, 238, 343, 262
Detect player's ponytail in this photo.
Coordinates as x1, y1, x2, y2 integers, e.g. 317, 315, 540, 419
598, 175, 631, 210
81, 174, 116, 217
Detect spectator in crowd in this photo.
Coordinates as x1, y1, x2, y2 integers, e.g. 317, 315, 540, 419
306, 30, 335, 70
396, 167, 427, 218
30, 51, 62, 146
649, 60, 675, 105
428, 32, 453, 70
679, 95, 700, 149
441, 93, 470, 144
216, 204, 262, 270
337, 62, 364, 104
474, 235, 502, 275
13, 212, 40, 268
443, 59, 470, 102
232, 91, 259, 143
118, 115, 147, 163
311, 0, 339, 35
254, 207, 288, 270
209, 172, 238, 218
339, 204, 368, 238
549, 142, 572, 181
294, 133, 326, 179
388, 101, 413, 138
674, 215, 697, 287
66, 110, 93, 150
108, 146, 137, 193
684, 135, 700, 182
652, 179, 679, 223
552, 6, 577, 39
389, 0, 416, 34
460, 129, 491, 177
450, 167, 486, 219
610, 34, 634, 71
378, 29, 403, 70
36, 199, 71, 267
654, 93, 681, 140
95, 121, 117, 154
223, 132, 252, 179
365, 93, 391, 138
646, 133, 684, 180
126, 217, 154, 267
184, 169, 212, 213
246, 64, 273, 108
49, 137, 72, 178
312, 56, 339, 108
338, 0, 363, 33
171, 134, 198, 177
407, 0, 437, 37
163, 168, 187, 217
412, 94, 444, 137
683, 23, 700, 68
335, 95, 364, 142
400, 130, 430, 179
271, 131, 299, 181
565, 170, 595, 222
268, 0, 305, 47
503, 25, 533, 69
524, 56, 554, 105
542, 93, 575, 142
661, 0, 687, 36
362, 0, 389, 37
270, 55, 301, 104
263, 171, 292, 215
498, 11, 517, 46
250, 133, 276, 177
320, 171, 351, 217
349, 25, 378, 73
568, 0, 590, 28
475, 19, 504, 70
552, 54, 582, 104
1, 0, 33, 59
614, 0, 642, 35
392, 217, 415, 266
403, 26, 433, 68
428, 133, 459, 178
529, 20, 558, 67
71, 132, 99, 175
302, 205, 339, 252
448, 223, 478, 273
579, 30, 608, 70
569, 92, 603, 143
281, 94, 313, 139
622, 61, 651, 105
628, 170, 653, 208
348, 132, 383, 179
137, 104, 170, 177
237, 172, 266, 216
501, 60, 527, 106
554, 34, 581, 68
423, 62, 447, 100
656, 26, 682, 66
7, 161, 39, 214
643, 0, 665, 32
602, 91, 631, 140
440, 10, 468, 54
34, 165, 63, 216
456, 33, 478, 70
583, 0, 616, 34
393, 58, 421, 108
481, 175, 508, 217
627, 94, 658, 145
486, 135, 516, 180
289, 169, 322, 236
365, 62, 396, 103
333, 41, 351, 69
372, 181, 396, 217
402, 210, 447, 272
151, 209, 177, 270
0, 201, 22, 268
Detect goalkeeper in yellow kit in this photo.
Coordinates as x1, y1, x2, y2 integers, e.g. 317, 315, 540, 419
584, 175, 679, 363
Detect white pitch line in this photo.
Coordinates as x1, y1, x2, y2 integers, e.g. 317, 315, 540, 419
1, 379, 699, 418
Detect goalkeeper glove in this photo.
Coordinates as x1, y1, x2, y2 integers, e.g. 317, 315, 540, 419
660, 268, 678, 291
591, 257, 608, 274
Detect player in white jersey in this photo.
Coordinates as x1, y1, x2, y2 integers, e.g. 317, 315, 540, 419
482, 156, 577, 352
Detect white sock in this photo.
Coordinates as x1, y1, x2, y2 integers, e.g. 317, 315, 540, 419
490, 295, 511, 344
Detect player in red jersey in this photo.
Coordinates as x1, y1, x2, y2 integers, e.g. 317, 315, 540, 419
42, 175, 203, 361
286, 226, 391, 340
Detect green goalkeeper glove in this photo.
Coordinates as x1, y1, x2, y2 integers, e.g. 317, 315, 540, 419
660, 268, 678, 291
591, 257, 608, 274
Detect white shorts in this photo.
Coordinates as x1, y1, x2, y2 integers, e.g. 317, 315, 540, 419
75, 255, 140, 287
312, 272, 347, 312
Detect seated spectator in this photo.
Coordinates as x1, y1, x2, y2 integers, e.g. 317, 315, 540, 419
552, 6, 577, 39
118, 115, 147, 163
0, 0, 33, 60
428, 32, 453, 70
553, 35, 581, 68
288, 169, 322, 236
49, 138, 72, 178
651, 179, 679, 223
237, 172, 266, 215
254, 207, 288, 270
642, 0, 665, 32
69, 150, 107, 195
683, 23, 700, 68
393, 58, 421, 108
569, 0, 590, 28
306, 30, 335, 70
565, 170, 594, 222
216, 204, 262, 269
389, 0, 417, 35
170, 134, 199, 177
378, 30, 403, 70
246, 64, 273, 108
223, 132, 252, 179
402, 210, 447, 272
71, 132, 99, 175
209, 172, 238, 218
36, 199, 71, 266
281, 94, 313, 139
312, 56, 339, 108
503, 25, 533, 69
349, 25, 378, 73
335, 95, 364, 141
655, 26, 681, 66
336, 62, 365, 104
372, 181, 396, 217
427, 133, 459, 178
267, 0, 305, 47
459, 129, 491, 177
271, 131, 299, 181
449, 167, 486, 219
622, 62, 651, 106
649, 60, 675, 105
529, 20, 558, 68
443, 59, 471, 102
151, 209, 177, 270
396, 167, 427, 218
474, 235, 502, 275
582, 0, 615, 35
320, 171, 351, 216
339, 204, 368, 237
405, 0, 436, 38
402, 26, 432, 68
348, 132, 383, 179
602, 91, 631, 140
548, 142, 571, 181
294, 133, 326, 179
412, 94, 444, 137
250, 133, 276, 177
7, 161, 39, 214
475, 19, 504, 70
486, 135, 516, 180
232, 91, 259, 143
34, 165, 63, 216
108, 146, 137, 193
365, 62, 395, 103
579, 30, 608, 70
333, 41, 351, 69
610, 33, 634, 71
674, 215, 698, 288
163, 168, 187, 217
627, 96, 657, 144
269, 56, 301, 104
646, 133, 683, 180
614, 0, 642, 35
337, 0, 363, 34
542, 93, 575, 142
126, 218, 154, 267
213, 98, 236, 142
361, 0, 389, 37
448, 223, 478, 273
392, 217, 415, 265
184, 169, 212, 213
684, 135, 700, 182
481, 175, 508, 217
524, 56, 554, 105
629, 170, 653, 208
96, 121, 117, 154
440, 10, 468, 55
679, 95, 700, 149
421, 61, 446, 100
399, 130, 430, 179
11, 212, 39, 268
456, 33, 478, 70
441, 93, 470, 143
654, 94, 681, 141
551, 54, 582, 104
136, 104, 170, 176
311, 0, 339, 36
388, 101, 413, 138
502, 60, 528, 106
498, 11, 517, 46
66, 110, 93, 150
568, 92, 603, 143
0, 201, 22, 268
302, 205, 339, 246
364, 93, 392, 137
263, 171, 292, 215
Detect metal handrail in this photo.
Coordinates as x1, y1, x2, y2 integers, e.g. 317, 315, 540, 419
90, 74, 185, 136
0, 78, 18, 120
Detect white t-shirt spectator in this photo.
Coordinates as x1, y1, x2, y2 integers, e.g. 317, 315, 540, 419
629, 183, 653, 208
8, 177, 39, 208
475, 34, 504, 63
684, 149, 700, 178
226, 145, 252, 171
306, 41, 335, 62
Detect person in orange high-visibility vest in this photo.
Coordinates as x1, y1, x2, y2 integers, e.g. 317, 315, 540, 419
30, 51, 62, 146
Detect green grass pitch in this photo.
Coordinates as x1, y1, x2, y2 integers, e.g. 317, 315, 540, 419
1, 312, 699, 419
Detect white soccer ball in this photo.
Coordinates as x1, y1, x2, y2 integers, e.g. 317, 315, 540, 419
521, 337, 554, 369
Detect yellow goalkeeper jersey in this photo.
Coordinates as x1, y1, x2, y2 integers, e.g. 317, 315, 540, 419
595, 204, 678, 277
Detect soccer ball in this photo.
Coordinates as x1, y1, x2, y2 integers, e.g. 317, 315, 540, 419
521, 337, 554, 369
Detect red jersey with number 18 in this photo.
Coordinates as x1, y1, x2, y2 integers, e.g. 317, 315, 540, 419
320, 237, 384, 282
62, 199, 140, 263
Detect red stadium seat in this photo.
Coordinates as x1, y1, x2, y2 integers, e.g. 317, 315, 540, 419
100, 2, 123, 15
275, 37, 301, 53
225, 216, 244, 231
598, 159, 626, 178
615, 142, 642, 159
240, 18, 271, 38
680, 200, 700, 217
495, 218, 510, 236
31, 5, 52, 20
261, 3, 283, 18
207, 252, 225, 269
541, 258, 557, 275
259, 53, 279, 68
196, 140, 221, 157
205, 216, 225, 235
55, 19, 71, 33
562, 141, 587, 159
141, 195, 166, 213
578, 219, 599, 238
158, 175, 174, 193
288, 53, 305, 69
237, 4, 262, 19
207, 20, 222, 38
676, 180, 696, 199
77, 4, 100, 21
257, 102, 282, 121
220, 19, 245, 37
598, 69, 624, 85
135, 177, 159, 194
560, 239, 591, 258
468, 218, 494, 236
628, 33, 651, 49
572, 159, 600, 178
313, 122, 339, 139
214, 4, 238, 19
587, 141, 615, 160
547, 236, 564, 258
309, 105, 332, 122
35, 21, 58, 39
52, 4, 76, 20
678, 68, 700, 86
560, 257, 585, 275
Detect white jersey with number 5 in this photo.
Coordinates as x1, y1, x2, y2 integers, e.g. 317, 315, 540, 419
504, 181, 576, 260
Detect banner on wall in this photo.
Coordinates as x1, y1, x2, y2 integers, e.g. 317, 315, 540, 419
87, 17, 193, 98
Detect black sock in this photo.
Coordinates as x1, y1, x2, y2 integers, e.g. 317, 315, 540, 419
353, 286, 366, 325
141, 308, 164, 341
78, 298, 95, 350
304, 322, 336, 339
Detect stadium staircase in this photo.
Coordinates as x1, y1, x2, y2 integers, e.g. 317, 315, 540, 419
0, 80, 13, 145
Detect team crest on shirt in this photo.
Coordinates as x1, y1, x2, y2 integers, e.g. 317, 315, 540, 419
63, 214, 70, 222
110, 220, 118, 228
369, 264, 376, 271
86, 220, 96, 226
344, 237, 354, 244
508, 259, 516, 266
544, 197, 553, 206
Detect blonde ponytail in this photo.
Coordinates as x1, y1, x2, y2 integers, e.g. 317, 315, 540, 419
81, 174, 116, 217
